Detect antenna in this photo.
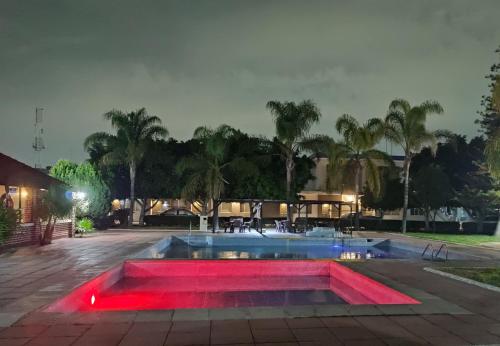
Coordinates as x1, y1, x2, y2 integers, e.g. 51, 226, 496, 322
33, 107, 45, 168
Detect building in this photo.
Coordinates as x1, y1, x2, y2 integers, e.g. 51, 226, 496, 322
0, 152, 73, 248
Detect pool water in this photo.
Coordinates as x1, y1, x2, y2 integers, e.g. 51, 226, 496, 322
159, 243, 416, 260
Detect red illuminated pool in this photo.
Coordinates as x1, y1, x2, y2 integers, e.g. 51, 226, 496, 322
45, 260, 419, 312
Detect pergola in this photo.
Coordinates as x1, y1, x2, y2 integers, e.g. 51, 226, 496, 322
217, 198, 355, 232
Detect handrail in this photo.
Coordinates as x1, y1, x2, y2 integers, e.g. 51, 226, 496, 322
421, 243, 433, 258
433, 244, 448, 261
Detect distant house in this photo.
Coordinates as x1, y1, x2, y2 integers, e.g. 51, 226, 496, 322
0, 152, 73, 248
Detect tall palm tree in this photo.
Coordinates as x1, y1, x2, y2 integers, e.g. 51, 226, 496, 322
485, 79, 500, 179
177, 125, 236, 232
327, 115, 392, 231
384, 99, 445, 233
266, 100, 322, 223
84, 108, 168, 226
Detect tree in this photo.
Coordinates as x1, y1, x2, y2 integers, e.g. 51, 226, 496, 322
177, 125, 237, 231
327, 115, 392, 231
362, 166, 404, 219
384, 99, 446, 233
50, 160, 110, 220
135, 139, 183, 225
456, 187, 499, 233
485, 56, 500, 178
266, 100, 322, 223
37, 185, 73, 245
84, 108, 168, 226
412, 165, 454, 231
0, 204, 20, 244
476, 46, 500, 137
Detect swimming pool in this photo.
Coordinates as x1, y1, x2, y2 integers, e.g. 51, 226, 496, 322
143, 236, 422, 260
135, 235, 470, 261
45, 260, 419, 312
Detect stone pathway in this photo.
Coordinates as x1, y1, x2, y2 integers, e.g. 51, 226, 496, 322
1, 230, 500, 345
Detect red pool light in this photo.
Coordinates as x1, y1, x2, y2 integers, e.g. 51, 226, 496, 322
45, 260, 419, 312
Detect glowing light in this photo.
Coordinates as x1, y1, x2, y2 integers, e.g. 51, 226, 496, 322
344, 195, 355, 203
21, 189, 28, 198
91, 294, 96, 305
73, 191, 86, 200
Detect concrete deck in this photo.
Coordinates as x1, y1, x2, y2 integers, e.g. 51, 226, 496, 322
0, 229, 500, 345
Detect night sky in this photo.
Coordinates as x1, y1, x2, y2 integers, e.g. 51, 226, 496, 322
1, 0, 499, 166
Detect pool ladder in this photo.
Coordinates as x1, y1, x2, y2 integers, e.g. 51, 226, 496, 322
422, 243, 448, 262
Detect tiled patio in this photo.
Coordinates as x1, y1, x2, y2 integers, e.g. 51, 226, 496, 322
1, 230, 500, 345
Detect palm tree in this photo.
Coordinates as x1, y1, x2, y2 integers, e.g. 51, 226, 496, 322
84, 108, 168, 226
266, 100, 322, 223
485, 79, 500, 179
177, 125, 236, 232
327, 115, 392, 231
384, 99, 445, 233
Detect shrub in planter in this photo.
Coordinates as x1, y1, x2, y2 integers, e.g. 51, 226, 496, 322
0, 204, 20, 244
76, 217, 94, 237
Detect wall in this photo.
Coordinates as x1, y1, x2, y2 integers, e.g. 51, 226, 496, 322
1, 220, 73, 249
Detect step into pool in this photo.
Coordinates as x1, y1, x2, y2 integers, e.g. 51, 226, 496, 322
45, 260, 419, 312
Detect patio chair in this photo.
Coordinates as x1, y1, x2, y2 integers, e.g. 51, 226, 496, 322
241, 220, 252, 232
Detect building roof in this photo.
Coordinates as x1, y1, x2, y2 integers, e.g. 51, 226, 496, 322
0, 152, 65, 189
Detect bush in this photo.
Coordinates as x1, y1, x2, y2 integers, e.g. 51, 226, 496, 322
0, 205, 20, 244
143, 214, 199, 227
77, 218, 94, 232
462, 221, 497, 235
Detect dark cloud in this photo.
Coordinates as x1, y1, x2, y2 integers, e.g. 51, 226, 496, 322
0, 0, 499, 165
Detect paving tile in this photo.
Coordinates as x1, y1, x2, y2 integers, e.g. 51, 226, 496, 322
0, 326, 47, 339
211, 319, 249, 331
388, 315, 450, 337
40, 324, 90, 337
381, 336, 428, 345
0, 338, 31, 346
127, 321, 171, 334
210, 326, 253, 344
342, 340, 385, 346
286, 318, 324, 329
250, 318, 288, 330
119, 331, 167, 346
329, 326, 376, 341
449, 329, 500, 345
72, 333, 125, 346
291, 328, 335, 342
84, 322, 131, 336
170, 321, 210, 333
355, 316, 416, 339
320, 317, 361, 328
298, 342, 338, 346
25, 336, 77, 346
423, 335, 469, 346
252, 328, 296, 343
165, 331, 209, 346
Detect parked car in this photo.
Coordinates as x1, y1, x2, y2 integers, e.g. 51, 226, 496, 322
144, 208, 199, 227
160, 208, 197, 216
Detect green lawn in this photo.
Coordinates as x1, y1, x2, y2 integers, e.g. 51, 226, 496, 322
406, 232, 500, 245
438, 267, 500, 287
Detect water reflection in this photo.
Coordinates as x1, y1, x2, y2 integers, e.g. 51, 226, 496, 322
159, 244, 411, 260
